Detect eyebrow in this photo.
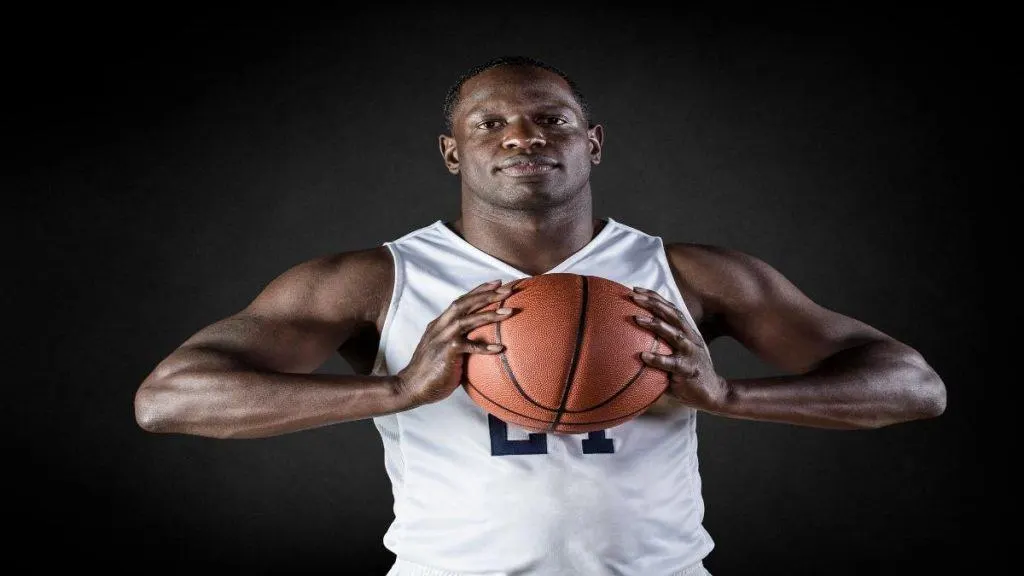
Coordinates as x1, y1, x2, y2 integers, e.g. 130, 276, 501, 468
464, 103, 578, 120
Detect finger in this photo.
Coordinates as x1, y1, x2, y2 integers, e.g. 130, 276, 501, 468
451, 289, 512, 320
630, 287, 675, 314
438, 282, 510, 324
456, 338, 505, 355
450, 307, 515, 335
630, 289, 700, 343
632, 286, 673, 305
634, 315, 697, 353
452, 279, 519, 315
471, 279, 504, 293
630, 291, 684, 328
455, 280, 505, 307
640, 350, 698, 377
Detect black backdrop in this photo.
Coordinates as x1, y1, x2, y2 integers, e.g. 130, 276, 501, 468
19, 6, 986, 575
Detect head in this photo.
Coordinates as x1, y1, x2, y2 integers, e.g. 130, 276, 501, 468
439, 56, 604, 211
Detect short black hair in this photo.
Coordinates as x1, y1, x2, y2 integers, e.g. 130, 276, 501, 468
442, 55, 591, 132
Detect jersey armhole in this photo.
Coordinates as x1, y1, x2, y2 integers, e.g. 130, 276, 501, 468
651, 236, 716, 373
371, 242, 403, 376
654, 238, 706, 346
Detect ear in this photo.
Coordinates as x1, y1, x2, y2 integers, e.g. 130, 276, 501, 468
587, 124, 604, 165
439, 134, 460, 175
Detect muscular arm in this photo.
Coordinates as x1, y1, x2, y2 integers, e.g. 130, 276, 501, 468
666, 244, 946, 429
133, 247, 410, 439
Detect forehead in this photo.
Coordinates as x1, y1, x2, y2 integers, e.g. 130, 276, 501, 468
455, 65, 580, 118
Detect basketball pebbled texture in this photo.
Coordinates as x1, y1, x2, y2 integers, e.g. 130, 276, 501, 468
464, 273, 672, 434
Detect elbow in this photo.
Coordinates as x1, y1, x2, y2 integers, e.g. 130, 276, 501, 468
917, 372, 947, 419
902, 350, 947, 421
135, 384, 171, 433
134, 363, 187, 433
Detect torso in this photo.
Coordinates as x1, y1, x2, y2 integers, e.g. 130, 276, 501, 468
364, 217, 714, 573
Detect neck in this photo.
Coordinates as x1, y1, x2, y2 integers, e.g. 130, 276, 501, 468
451, 191, 601, 276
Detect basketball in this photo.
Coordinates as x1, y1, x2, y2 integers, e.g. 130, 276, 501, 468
464, 273, 672, 434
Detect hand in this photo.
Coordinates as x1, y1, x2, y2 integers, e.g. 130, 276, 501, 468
630, 286, 728, 411
395, 280, 513, 407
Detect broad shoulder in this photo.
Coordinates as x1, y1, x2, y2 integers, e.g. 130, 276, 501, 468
248, 246, 394, 331
663, 242, 785, 331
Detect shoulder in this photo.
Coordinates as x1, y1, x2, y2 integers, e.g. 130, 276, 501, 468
249, 246, 394, 329
664, 242, 788, 317
664, 242, 773, 281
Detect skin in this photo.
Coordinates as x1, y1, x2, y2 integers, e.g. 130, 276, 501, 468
134, 64, 946, 439
439, 65, 605, 275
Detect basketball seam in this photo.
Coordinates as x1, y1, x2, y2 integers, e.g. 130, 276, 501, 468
551, 274, 588, 431
495, 278, 563, 412
562, 333, 664, 413
485, 275, 665, 430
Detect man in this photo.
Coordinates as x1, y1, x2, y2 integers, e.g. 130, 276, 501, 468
134, 55, 946, 575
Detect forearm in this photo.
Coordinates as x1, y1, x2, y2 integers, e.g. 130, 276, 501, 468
135, 349, 415, 439
708, 340, 946, 429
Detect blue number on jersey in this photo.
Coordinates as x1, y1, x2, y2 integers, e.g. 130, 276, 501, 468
488, 415, 547, 455
582, 429, 615, 454
488, 415, 615, 456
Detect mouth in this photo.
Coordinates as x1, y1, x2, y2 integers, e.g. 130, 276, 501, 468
496, 155, 559, 177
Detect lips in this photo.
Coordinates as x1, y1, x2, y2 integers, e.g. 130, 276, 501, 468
497, 155, 558, 177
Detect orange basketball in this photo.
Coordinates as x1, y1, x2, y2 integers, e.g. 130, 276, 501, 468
464, 273, 672, 434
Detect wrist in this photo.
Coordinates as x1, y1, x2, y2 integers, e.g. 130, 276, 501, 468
708, 375, 733, 414
390, 374, 426, 411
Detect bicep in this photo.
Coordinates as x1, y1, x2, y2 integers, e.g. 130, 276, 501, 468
177, 311, 351, 375
699, 249, 889, 374
175, 251, 389, 375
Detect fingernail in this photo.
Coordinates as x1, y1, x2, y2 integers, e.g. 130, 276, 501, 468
496, 286, 512, 294
634, 315, 650, 323
497, 307, 512, 314
641, 351, 653, 359
487, 344, 504, 351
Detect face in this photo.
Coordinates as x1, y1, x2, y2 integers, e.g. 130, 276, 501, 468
439, 65, 603, 210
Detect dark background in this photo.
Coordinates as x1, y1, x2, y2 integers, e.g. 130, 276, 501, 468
20, 5, 986, 575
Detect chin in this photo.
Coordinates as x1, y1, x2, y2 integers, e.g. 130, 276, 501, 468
496, 182, 575, 208
498, 191, 567, 211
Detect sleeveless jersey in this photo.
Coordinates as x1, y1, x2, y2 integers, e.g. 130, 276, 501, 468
371, 218, 714, 576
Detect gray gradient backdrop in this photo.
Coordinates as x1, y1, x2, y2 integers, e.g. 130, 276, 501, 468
22, 6, 984, 575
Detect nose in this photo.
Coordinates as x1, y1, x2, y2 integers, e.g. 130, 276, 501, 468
502, 119, 547, 150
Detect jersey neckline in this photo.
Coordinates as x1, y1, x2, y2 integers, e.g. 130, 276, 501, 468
432, 218, 619, 279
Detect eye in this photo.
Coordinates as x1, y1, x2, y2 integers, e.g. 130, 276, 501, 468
539, 116, 568, 125
478, 119, 506, 130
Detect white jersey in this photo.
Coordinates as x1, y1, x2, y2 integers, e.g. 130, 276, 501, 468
371, 218, 714, 576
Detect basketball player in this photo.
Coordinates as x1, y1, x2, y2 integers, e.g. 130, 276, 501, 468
134, 56, 947, 575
